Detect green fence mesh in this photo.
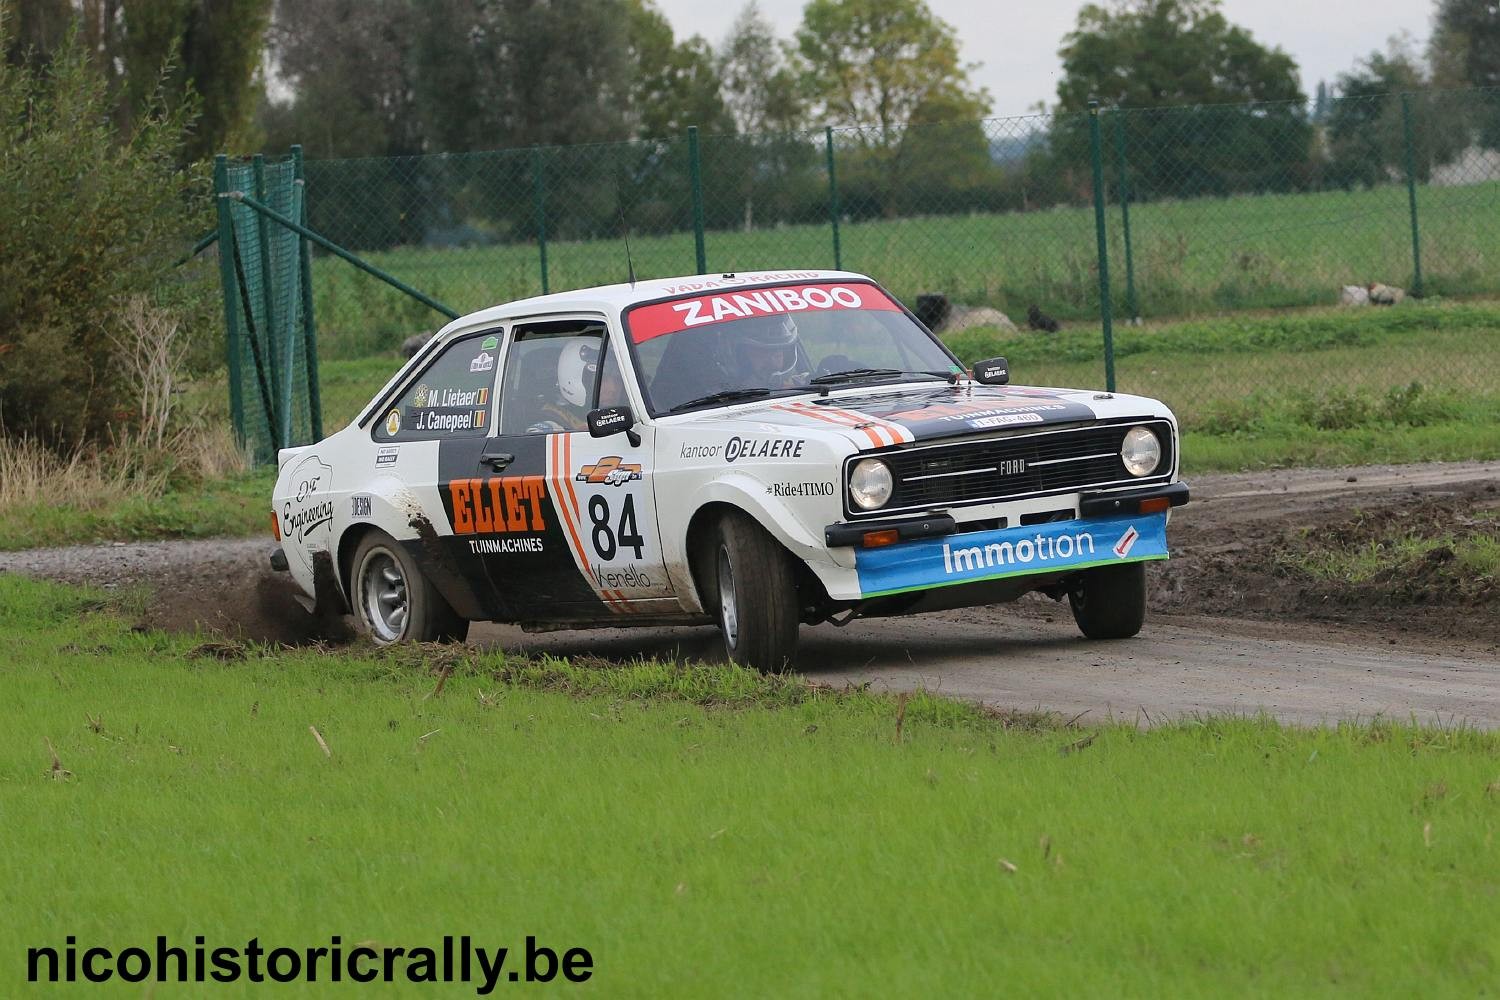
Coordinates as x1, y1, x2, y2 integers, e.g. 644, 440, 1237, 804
215, 151, 321, 463
287, 87, 1500, 436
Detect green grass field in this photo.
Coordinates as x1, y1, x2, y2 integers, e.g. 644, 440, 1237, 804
311, 180, 1500, 357
4, 575, 1499, 995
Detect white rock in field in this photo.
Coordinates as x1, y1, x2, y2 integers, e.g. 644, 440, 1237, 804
1340, 285, 1370, 306
945, 305, 1017, 334
1367, 283, 1405, 305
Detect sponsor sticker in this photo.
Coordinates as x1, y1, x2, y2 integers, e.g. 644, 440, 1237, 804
768, 481, 836, 498
470, 351, 494, 373
576, 456, 643, 486
627, 283, 902, 343
351, 495, 371, 517
680, 443, 722, 459
375, 447, 399, 467
385, 410, 401, 436
447, 475, 549, 536
481, 335, 499, 350
408, 406, 486, 433
852, 511, 1169, 598
725, 436, 806, 463
282, 455, 335, 544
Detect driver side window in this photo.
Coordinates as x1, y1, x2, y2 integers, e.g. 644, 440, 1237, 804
499, 320, 607, 436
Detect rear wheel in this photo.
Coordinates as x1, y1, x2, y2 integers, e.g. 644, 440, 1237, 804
705, 512, 799, 672
1067, 562, 1146, 639
351, 531, 469, 644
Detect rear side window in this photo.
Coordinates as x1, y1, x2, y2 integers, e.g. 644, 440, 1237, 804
374, 332, 500, 442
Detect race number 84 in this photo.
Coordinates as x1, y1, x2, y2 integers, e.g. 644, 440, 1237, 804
588, 495, 645, 561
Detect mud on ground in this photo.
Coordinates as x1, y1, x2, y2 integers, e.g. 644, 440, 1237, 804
1149, 472, 1500, 649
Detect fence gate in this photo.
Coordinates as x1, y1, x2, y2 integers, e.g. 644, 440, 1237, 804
212, 148, 322, 465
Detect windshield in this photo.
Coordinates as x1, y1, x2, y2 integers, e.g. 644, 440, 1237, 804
624, 281, 963, 415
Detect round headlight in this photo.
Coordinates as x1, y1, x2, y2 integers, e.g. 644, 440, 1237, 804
1121, 426, 1162, 477
849, 458, 894, 510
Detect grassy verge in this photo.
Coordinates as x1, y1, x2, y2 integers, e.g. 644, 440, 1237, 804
0, 466, 275, 552
4, 575, 1500, 994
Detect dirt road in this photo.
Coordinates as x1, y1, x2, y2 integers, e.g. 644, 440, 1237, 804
3, 460, 1497, 726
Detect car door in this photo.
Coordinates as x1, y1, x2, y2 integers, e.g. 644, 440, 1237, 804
482, 316, 676, 621
369, 328, 510, 619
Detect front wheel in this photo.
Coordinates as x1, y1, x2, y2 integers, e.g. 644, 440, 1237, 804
706, 512, 800, 672
1067, 562, 1146, 639
351, 531, 469, 644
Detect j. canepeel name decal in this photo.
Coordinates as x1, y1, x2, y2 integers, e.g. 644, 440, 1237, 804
852, 511, 1169, 597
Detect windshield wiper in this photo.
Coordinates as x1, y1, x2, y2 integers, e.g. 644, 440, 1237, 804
808, 368, 958, 390
665, 387, 773, 413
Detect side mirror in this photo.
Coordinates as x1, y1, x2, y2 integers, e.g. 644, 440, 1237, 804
587, 406, 641, 446
972, 357, 1010, 385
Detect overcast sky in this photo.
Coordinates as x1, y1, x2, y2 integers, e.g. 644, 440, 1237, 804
656, 0, 1435, 118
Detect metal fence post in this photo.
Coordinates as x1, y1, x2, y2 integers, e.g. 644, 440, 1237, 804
251, 154, 279, 403
531, 145, 550, 295
1113, 111, 1138, 323
213, 155, 246, 448
1088, 101, 1117, 392
825, 126, 843, 270
688, 125, 707, 273
291, 145, 323, 441
1400, 93, 1425, 298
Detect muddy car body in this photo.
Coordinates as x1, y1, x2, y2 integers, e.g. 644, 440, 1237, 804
271, 270, 1188, 669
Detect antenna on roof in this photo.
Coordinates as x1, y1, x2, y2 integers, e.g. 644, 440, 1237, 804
613, 172, 637, 287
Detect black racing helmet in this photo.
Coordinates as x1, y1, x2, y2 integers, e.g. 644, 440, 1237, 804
731, 314, 802, 381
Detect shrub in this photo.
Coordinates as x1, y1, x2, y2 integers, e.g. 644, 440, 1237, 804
0, 20, 213, 448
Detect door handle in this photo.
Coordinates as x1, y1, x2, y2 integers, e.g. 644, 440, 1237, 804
481, 452, 515, 470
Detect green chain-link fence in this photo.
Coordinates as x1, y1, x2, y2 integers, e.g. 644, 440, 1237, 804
213, 149, 322, 463
288, 87, 1500, 434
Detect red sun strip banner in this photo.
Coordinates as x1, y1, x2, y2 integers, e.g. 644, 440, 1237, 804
627, 282, 902, 343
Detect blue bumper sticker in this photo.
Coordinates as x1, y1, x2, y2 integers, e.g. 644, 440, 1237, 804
853, 511, 1170, 597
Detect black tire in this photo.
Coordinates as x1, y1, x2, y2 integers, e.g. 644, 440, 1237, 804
1067, 562, 1146, 640
704, 512, 800, 672
350, 531, 469, 644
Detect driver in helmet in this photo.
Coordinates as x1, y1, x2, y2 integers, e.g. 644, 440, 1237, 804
723, 314, 808, 389
525, 340, 599, 434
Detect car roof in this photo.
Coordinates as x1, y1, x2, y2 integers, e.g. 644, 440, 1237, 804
434, 268, 877, 338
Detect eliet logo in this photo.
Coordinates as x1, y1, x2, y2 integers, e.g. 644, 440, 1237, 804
576, 456, 642, 486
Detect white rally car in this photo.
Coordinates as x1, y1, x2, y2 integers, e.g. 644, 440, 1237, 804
271, 270, 1188, 670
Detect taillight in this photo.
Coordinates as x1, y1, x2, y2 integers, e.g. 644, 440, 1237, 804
271, 511, 281, 542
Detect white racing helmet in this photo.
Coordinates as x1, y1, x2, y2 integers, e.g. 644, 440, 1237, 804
557, 340, 600, 408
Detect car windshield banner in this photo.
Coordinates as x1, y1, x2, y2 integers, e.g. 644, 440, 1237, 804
853, 511, 1169, 598
627, 282, 903, 343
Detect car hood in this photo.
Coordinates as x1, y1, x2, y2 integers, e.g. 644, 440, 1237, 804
678, 382, 1169, 449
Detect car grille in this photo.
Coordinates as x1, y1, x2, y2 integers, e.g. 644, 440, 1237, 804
849, 420, 1174, 517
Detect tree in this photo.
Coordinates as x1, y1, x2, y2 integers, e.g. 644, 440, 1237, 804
718, 2, 801, 135
795, 0, 988, 133
1052, 0, 1312, 199
625, 0, 731, 138
1325, 40, 1463, 188
6, 0, 270, 160
794, 0, 991, 216
1429, 0, 1500, 147
0, 18, 209, 446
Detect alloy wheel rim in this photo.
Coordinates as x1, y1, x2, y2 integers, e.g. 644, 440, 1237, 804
717, 545, 738, 647
362, 551, 408, 642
